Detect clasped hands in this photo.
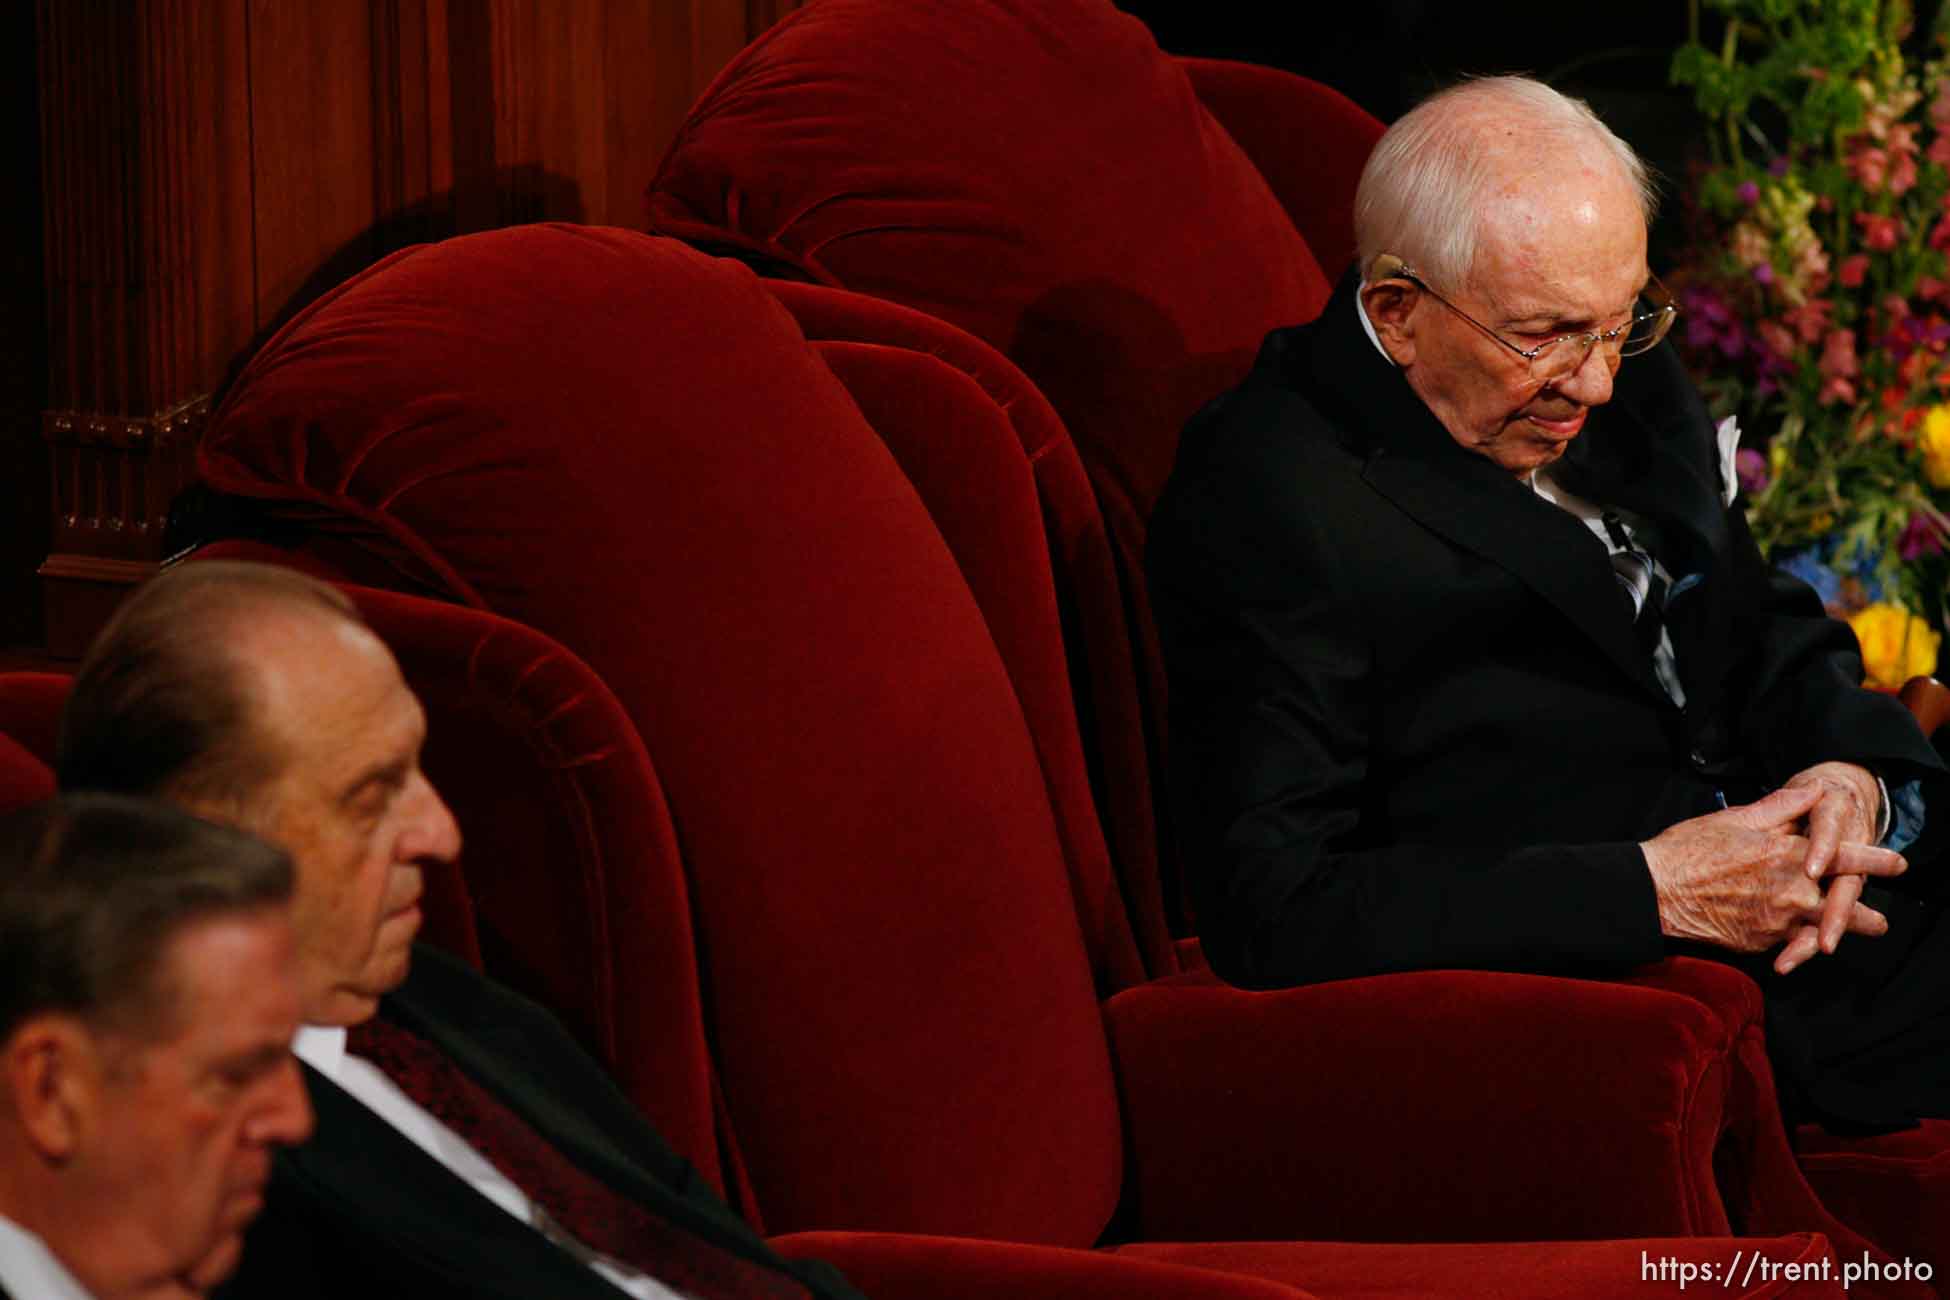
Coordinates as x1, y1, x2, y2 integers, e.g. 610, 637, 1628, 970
1642, 762, 1901, 976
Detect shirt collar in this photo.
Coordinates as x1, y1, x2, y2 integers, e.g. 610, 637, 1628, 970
293, 1023, 348, 1079
0, 1213, 100, 1300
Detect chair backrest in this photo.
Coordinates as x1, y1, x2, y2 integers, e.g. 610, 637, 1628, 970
200, 224, 1128, 1246
0, 673, 72, 776
647, 0, 1383, 962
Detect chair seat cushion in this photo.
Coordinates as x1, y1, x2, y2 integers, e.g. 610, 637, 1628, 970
1795, 1120, 1950, 1281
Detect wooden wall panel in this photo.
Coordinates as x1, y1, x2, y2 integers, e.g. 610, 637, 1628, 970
27, 0, 803, 656
249, 4, 382, 325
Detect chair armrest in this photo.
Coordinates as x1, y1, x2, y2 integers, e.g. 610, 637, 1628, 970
767, 1232, 1308, 1300
1899, 675, 1950, 737
1104, 965, 1744, 1243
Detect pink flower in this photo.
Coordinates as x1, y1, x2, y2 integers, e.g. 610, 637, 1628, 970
1820, 328, 1861, 379
1756, 320, 1799, 360
1886, 124, 1920, 196
1920, 276, 1947, 302
1932, 133, 1950, 167
1754, 261, 1777, 286
1737, 179, 1761, 205
1932, 211, 1950, 253
1839, 254, 1871, 287
1794, 240, 1830, 295
1820, 375, 1859, 406
1933, 76, 1950, 127
1891, 151, 1919, 196
1900, 512, 1946, 560
1731, 221, 1771, 268
1735, 447, 1770, 495
1858, 212, 1903, 251
1852, 144, 1890, 190
1783, 298, 1833, 345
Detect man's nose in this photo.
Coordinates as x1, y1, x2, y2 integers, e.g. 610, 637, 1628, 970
250, 1057, 315, 1147
397, 772, 463, 864
1553, 341, 1618, 406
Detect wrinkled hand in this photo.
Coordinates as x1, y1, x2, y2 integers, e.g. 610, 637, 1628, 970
1776, 761, 1884, 972
1642, 785, 1904, 962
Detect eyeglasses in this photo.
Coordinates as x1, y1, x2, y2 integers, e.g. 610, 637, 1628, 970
1370, 254, 1677, 383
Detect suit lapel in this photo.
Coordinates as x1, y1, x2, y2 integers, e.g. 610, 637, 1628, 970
1292, 275, 1671, 702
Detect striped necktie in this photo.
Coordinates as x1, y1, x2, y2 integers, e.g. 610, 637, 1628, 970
1602, 511, 1667, 654
347, 1015, 807, 1298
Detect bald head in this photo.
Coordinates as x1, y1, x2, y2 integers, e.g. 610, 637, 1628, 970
1354, 76, 1658, 293
58, 562, 363, 814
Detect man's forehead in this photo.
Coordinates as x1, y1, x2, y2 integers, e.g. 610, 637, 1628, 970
1469, 194, 1647, 312
113, 910, 298, 1053
244, 614, 397, 719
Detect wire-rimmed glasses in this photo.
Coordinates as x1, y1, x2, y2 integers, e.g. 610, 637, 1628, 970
1370, 253, 1677, 384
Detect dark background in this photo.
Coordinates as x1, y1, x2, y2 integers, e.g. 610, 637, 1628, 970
1122, 2, 1713, 269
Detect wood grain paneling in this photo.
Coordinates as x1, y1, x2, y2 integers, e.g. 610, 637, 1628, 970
27, 0, 800, 655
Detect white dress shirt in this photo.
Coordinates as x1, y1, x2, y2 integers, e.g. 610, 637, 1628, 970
294, 1025, 689, 1300
0, 1214, 96, 1300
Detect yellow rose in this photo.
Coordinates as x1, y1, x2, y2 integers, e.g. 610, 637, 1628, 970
1847, 602, 1942, 689
1922, 404, 1950, 489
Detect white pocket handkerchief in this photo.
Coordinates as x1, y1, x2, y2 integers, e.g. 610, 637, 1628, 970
1716, 415, 1742, 507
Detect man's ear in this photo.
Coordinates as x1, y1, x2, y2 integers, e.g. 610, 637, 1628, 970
3, 1017, 100, 1163
1361, 275, 1420, 367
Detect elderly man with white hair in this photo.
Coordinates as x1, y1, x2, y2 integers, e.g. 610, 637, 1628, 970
1148, 75, 1950, 1128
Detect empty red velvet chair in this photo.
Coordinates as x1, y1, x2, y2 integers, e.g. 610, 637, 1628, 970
184, 222, 1918, 1296
647, 0, 1379, 970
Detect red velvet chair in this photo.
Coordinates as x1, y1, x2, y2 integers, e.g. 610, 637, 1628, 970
643, 0, 1950, 1274
186, 222, 1916, 1295
754, 274, 1932, 1265
646, 0, 1375, 969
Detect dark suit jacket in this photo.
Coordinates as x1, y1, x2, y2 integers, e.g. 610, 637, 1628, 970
1147, 273, 1947, 998
215, 944, 860, 1300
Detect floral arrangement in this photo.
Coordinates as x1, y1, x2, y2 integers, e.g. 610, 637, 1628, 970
1670, 0, 1950, 687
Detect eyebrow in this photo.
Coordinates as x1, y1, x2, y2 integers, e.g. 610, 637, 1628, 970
339, 756, 411, 808
217, 1041, 295, 1079
1503, 279, 1651, 331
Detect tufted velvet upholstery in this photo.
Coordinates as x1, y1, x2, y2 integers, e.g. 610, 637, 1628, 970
647, 0, 1386, 963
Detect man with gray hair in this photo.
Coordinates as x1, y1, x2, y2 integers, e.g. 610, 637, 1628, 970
0, 794, 312, 1299
1148, 75, 1950, 1125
